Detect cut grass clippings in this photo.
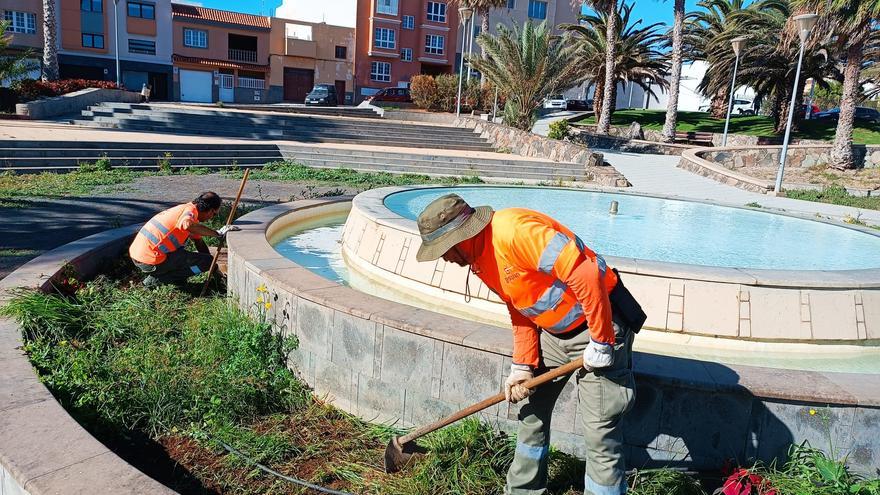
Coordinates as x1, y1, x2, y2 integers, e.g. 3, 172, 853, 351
224, 161, 485, 189
575, 110, 880, 145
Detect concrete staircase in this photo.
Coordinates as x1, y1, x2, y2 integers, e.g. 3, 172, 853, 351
0, 141, 588, 182
71, 103, 495, 152
217, 104, 383, 119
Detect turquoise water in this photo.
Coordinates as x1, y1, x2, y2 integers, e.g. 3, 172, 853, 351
273, 222, 349, 283
385, 187, 880, 271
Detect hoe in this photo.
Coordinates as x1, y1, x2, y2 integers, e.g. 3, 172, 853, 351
384, 357, 584, 473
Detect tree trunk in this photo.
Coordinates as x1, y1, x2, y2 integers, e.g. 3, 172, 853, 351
597, 0, 618, 135
479, 9, 490, 83
774, 82, 792, 135
41, 0, 59, 81
661, 0, 685, 142
830, 39, 864, 170
593, 80, 605, 126
709, 87, 728, 120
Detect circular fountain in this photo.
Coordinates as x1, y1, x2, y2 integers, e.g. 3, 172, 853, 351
227, 186, 880, 474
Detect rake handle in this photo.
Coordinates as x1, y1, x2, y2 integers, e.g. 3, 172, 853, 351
397, 357, 584, 446
200, 168, 250, 297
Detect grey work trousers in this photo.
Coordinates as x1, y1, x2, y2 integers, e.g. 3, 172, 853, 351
132, 249, 213, 287
505, 319, 635, 495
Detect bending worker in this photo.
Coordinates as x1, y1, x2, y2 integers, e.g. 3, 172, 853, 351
129, 191, 236, 287
416, 194, 645, 495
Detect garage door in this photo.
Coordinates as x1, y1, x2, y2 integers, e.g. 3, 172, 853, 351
283, 68, 314, 103
179, 69, 213, 103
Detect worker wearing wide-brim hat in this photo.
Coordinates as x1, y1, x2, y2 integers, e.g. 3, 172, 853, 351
417, 193, 646, 495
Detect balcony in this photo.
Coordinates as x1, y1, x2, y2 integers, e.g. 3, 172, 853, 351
228, 48, 257, 63
237, 77, 265, 90
285, 38, 316, 58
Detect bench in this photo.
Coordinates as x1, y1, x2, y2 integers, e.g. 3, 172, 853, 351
675, 131, 714, 146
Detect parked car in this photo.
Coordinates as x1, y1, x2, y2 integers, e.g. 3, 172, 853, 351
802, 103, 820, 117
543, 95, 567, 110
304, 84, 338, 106
366, 87, 412, 105
814, 107, 880, 124
566, 99, 593, 111
698, 99, 755, 115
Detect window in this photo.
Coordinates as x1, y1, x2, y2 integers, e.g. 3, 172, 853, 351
335, 45, 347, 59
401, 47, 412, 62
425, 34, 444, 55
127, 2, 155, 19
370, 61, 391, 82
402, 15, 414, 29
128, 39, 156, 55
80, 0, 103, 13
285, 23, 312, 41
527, 0, 546, 19
376, 0, 398, 15
426, 2, 446, 22
507, 0, 515, 8
3, 11, 37, 34
183, 28, 207, 48
82, 33, 104, 48
374, 27, 395, 49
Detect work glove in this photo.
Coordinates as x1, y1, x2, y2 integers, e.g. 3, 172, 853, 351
583, 339, 613, 371
217, 225, 241, 237
504, 364, 534, 404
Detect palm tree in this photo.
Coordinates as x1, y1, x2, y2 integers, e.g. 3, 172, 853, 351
563, 3, 669, 124
1, 21, 38, 82
41, 0, 59, 81
577, 0, 619, 134
453, 0, 508, 57
792, 0, 880, 169
470, 20, 583, 130
660, 0, 686, 143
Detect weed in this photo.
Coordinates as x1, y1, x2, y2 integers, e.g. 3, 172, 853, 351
496, 147, 513, 154
548, 120, 571, 140
629, 468, 707, 495
215, 101, 224, 108
157, 152, 173, 174
745, 202, 762, 208
0, 248, 39, 257
0, 169, 143, 198
843, 213, 867, 227
784, 185, 880, 211
78, 153, 113, 173
0, 198, 27, 208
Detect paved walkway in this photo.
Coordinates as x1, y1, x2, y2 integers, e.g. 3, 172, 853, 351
531, 110, 587, 136
598, 149, 880, 225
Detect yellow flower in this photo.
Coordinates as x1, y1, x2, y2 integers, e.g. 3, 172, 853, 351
256, 296, 264, 304
264, 302, 272, 310
809, 409, 817, 416
58, 340, 68, 347
256, 284, 267, 293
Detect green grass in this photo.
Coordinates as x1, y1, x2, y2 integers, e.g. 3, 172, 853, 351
225, 161, 485, 189
0, 169, 145, 199
785, 185, 880, 212
576, 110, 880, 144
747, 443, 880, 495
0, 248, 39, 257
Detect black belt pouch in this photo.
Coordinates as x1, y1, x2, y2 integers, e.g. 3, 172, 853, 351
609, 268, 647, 334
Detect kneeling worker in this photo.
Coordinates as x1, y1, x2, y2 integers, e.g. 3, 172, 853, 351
129, 191, 236, 287
416, 194, 646, 495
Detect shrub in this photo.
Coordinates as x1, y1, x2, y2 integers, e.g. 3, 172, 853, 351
157, 152, 173, 174
548, 120, 571, 140
435, 74, 459, 113
14, 78, 118, 102
410, 74, 438, 110
78, 153, 112, 172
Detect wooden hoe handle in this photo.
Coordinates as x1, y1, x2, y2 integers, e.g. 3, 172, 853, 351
397, 357, 584, 445
200, 168, 250, 297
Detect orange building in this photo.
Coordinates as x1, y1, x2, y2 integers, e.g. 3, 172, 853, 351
354, 0, 459, 102
171, 4, 271, 103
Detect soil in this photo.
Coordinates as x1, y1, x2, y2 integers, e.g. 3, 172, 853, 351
732, 164, 880, 190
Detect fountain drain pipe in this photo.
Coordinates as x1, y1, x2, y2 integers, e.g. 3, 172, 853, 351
220, 441, 354, 495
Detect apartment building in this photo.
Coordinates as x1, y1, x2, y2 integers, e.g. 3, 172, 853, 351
1, 0, 43, 79
171, 4, 272, 104
269, 17, 355, 104
354, 0, 460, 102
50, 0, 174, 100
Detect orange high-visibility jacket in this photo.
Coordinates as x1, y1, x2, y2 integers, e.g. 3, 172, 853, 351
472, 208, 618, 368
129, 203, 200, 265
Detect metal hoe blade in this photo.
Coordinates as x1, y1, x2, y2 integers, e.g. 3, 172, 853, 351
383, 436, 426, 473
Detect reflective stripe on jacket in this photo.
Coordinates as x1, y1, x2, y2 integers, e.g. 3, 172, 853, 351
472, 208, 618, 366
129, 203, 198, 265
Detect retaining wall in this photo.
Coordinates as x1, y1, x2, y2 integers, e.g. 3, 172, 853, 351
226, 198, 880, 476
15, 88, 141, 120
0, 227, 175, 495
703, 145, 880, 170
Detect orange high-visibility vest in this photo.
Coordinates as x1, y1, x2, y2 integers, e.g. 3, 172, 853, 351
473, 208, 618, 335
129, 203, 199, 265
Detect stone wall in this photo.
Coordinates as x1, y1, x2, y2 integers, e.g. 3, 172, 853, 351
703, 145, 880, 170
16, 88, 140, 119
226, 199, 880, 476
570, 129, 690, 156
452, 117, 631, 187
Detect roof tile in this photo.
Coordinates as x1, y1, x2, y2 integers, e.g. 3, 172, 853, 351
171, 4, 271, 29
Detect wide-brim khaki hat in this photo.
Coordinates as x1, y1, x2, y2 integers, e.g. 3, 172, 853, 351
416, 194, 493, 262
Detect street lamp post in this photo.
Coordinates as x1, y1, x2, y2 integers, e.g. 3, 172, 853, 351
721, 36, 747, 147
113, 0, 121, 87
456, 7, 473, 117
774, 13, 818, 194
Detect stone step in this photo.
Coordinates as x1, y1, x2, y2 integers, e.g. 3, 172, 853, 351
0, 148, 283, 159
0, 156, 281, 169
100, 102, 384, 119
293, 157, 585, 180
0, 141, 279, 150
71, 119, 496, 152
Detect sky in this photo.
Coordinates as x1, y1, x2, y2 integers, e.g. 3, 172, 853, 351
189, 0, 705, 30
